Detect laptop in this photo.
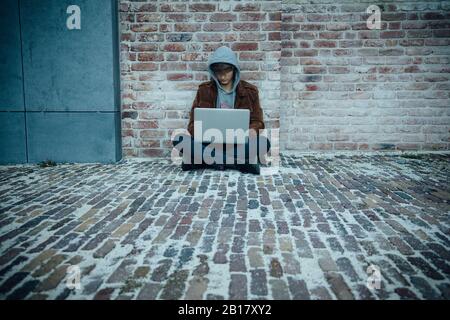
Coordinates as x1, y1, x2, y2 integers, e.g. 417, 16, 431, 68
194, 108, 250, 144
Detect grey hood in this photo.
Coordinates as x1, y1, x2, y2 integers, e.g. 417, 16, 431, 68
207, 46, 241, 95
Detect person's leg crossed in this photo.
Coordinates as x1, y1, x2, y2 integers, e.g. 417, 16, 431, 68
173, 132, 270, 166
232, 135, 271, 165
172, 133, 210, 165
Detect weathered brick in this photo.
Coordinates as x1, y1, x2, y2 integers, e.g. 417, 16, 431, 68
250, 269, 268, 296
137, 282, 162, 300
229, 274, 247, 299
326, 272, 354, 300
36, 265, 69, 292
269, 258, 283, 278
287, 277, 310, 300
185, 276, 208, 300
159, 270, 189, 300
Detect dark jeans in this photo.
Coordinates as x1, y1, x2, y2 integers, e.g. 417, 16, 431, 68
172, 133, 271, 165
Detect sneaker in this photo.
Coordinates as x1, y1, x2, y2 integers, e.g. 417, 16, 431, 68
237, 163, 260, 175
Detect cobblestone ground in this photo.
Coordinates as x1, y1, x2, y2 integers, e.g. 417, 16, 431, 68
0, 154, 449, 300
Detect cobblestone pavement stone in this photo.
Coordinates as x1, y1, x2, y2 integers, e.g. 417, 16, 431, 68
0, 154, 449, 300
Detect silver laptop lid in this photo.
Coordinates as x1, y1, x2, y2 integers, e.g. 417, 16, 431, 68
194, 108, 250, 144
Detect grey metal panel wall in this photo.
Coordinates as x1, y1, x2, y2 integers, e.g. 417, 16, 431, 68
0, 0, 27, 164
20, 0, 119, 112
0, 0, 121, 164
0, 113, 27, 164
0, 0, 24, 111
27, 112, 121, 164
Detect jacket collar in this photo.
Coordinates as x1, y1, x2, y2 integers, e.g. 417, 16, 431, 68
236, 81, 246, 97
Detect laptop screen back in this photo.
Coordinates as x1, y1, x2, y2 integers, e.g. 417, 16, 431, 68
194, 108, 250, 144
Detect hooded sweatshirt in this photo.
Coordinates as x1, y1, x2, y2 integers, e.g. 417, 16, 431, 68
207, 46, 241, 109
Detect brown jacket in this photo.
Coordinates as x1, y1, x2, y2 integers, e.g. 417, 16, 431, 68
187, 80, 265, 136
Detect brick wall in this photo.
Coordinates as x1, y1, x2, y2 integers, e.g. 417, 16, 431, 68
119, 0, 450, 158
281, 0, 450, 152
120, 0, 281, 158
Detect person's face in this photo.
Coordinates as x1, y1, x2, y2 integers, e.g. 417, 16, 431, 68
215, 67, 234, 85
